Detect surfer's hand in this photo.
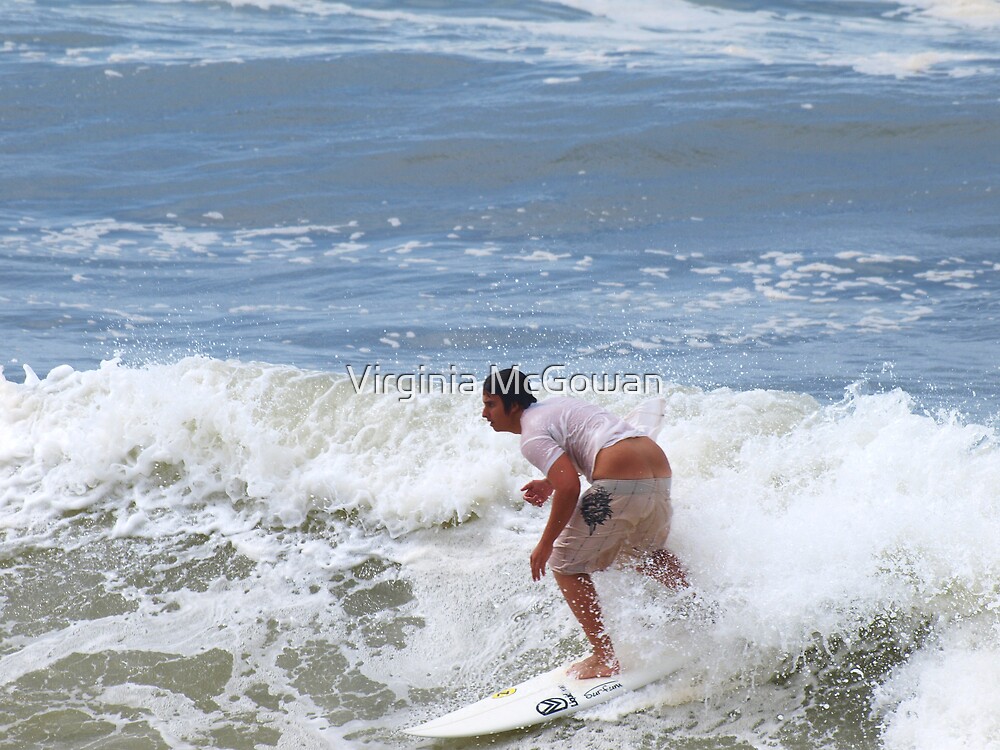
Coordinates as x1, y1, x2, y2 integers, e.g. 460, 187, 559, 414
530, 540, 552, 581
521, 479, 553, 507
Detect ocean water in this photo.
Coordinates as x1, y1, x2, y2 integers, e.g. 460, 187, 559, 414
2, 0, 1000, 748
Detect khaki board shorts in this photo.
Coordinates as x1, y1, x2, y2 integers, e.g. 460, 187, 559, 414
549, 477, 673, 576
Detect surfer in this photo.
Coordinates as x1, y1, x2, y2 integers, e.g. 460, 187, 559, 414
482, 367, 688, 680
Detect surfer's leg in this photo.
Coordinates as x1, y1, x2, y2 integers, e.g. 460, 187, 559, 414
553, 571, 620, 679
618, 478, 687, 589
635, 548, 689, 589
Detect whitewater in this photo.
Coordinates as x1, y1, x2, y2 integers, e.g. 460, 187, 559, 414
2, 0, 1000, 747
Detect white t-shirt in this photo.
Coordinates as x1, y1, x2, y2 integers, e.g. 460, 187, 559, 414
519, 397, 645, 483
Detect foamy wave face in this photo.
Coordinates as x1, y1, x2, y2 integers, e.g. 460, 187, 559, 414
875, 622, 1000, 749
676, 384, 1000, 627
656, 385, 1000, 747
0, 357, 517, 538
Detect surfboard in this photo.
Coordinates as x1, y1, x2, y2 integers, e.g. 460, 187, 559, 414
624, 396, 666, 439
404, 650, 684, 738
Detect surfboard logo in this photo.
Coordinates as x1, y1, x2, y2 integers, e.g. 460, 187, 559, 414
584, 680, 623, 700
491, 688, 517, 699
535, 697, 570, 716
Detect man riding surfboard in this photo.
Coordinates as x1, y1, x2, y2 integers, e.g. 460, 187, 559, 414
481, 367, 688, 680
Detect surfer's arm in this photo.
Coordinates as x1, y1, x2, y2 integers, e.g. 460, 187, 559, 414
529, 454, 580, 581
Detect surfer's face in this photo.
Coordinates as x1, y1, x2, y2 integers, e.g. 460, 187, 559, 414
482, 393, 521, 434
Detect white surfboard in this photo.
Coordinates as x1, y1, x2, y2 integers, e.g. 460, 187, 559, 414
624, 396, 667, 439
404, 651, 684, 739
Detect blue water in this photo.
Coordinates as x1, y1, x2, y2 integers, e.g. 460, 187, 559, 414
4, 0, 1000, 414
3, 1, 1000, 748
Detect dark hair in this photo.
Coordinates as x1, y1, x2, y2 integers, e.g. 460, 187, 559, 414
483, 367, 537, 412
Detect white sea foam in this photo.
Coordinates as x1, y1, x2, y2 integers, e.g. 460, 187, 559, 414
906, 0, 1000, 28
843, 50, 984, 78
12, 0, 992, 78
876, 623, 1000, 748
406, 382, 1000, 746
0, 357, 518, 537
2, 359, 999, 746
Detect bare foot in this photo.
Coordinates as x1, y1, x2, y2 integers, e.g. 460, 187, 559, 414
567, 653, 620, 680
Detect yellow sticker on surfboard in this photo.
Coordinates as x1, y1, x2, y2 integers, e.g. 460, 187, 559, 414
491, 687, 517, 699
